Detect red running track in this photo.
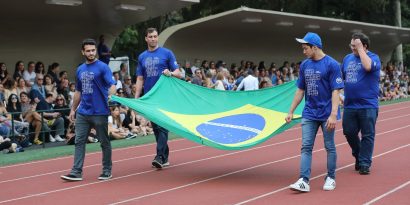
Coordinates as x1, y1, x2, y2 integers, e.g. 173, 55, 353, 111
0, 101, 410, 205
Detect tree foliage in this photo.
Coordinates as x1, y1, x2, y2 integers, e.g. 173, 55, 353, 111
113, 0, 410, 68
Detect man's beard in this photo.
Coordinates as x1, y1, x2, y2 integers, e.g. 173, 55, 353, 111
86, 55, 96, 62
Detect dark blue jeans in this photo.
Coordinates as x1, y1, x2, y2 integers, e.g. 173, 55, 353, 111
152, 122, 169, 162
342, 108, 378, 167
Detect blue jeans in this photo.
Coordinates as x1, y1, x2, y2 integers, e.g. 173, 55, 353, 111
71, 113, 112, 176
342, 108, 378, 168
300, 118, 337, 181
152, 122, 169, 162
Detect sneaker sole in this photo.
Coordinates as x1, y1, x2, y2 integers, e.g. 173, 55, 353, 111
152, 162, 170, 168
152, 161, 163, 169
61, 175, 83, 181
323, 186, 336, 191
359, 171, 370, 175
289, 185, 309, 192
98, 175, 112, 180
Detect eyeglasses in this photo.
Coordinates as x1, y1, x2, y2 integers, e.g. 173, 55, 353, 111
11, 97, 18, 100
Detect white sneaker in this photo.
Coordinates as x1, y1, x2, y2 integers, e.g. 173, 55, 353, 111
49, 135, 56, 142
323, 177, 336, 191
54, 135, 65, 142
289, 178, 310, 192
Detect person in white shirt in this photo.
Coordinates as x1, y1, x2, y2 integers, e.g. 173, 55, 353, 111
236, 69, 259, 91
23, 61, 36, 86
113, 71, 122, 90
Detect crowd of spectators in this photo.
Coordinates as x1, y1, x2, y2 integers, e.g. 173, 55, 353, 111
0, 58, 408, 154
177, 59, 409, 101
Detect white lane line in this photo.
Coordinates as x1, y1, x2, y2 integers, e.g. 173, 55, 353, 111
234, 144, 410, 205
0, 137, 302, 204
363, 180, 410, 205
0, 139, 186, 169
109, 126, 410, 205
2, 102, 409, 168
0, 145, 203, 184
2, 112, 409, 185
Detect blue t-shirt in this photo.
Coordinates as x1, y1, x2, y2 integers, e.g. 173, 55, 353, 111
76, 60, 115, 115
297, 55, 344, 121
341, 51, 381, 109
136, 47, 178, 94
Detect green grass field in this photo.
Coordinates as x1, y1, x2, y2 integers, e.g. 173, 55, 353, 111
0, 98, 409, 167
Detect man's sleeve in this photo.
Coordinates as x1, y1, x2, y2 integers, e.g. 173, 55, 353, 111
167, 50, 179, 72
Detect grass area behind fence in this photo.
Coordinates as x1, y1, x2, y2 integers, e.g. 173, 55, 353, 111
0, 97, 409, 167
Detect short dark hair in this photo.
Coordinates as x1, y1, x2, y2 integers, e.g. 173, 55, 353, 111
352, 32, 370, 49
145, 27, 158, 36
82, 38, 96, 50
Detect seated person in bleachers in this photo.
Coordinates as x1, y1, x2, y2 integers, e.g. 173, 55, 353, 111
44, 74, 58, 101
16, 78, 31, 99
1, 97, 29, 138
65, 122, 98, 145
21, 96, 43, 145
31, 74, 47, 98
108, 105, 136, 140
0, 136, 18, 153
122, 75, 133, 97
4, 78, 18, 102
53, 94, 70, 130
128, 111, 153, 136
30, 90, 65, 142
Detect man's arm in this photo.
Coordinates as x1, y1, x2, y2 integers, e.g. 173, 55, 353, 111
285, 88, 304, 123
109, 84, 116, 95
68, 91, 81, 121
170, 68, 182, 79
326, 89, 341, 130
354, 39, 372, 72
134, 76, 144, 98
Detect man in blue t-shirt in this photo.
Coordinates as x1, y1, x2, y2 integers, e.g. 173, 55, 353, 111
135, 27, 181, 169
61, 39, 116, 182
285, 32, 344, 192
341, 33, 381, 175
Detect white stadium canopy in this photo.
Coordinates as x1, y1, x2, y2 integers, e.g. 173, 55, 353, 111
159, 7, 410, 65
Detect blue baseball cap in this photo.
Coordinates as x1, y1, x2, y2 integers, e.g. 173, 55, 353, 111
296, 32, 323, 49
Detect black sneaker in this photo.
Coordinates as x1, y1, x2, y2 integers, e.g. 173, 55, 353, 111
61, 174, 82, 181
359, 166, 370, 175
98, 173, 112, 180
152, 157, 164, 169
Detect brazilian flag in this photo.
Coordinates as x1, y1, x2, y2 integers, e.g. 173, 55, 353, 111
111, 76, 303, 150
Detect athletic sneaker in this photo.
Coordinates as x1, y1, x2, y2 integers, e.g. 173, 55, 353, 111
98, 173, 112, 180
125, 133, 137, 140
152, 157, 164, 169
323, 176, 336, 191
151, 161, 170, 168
289, 178, 310, 192
61, 174, 82, 181
359, 166, 370, 175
